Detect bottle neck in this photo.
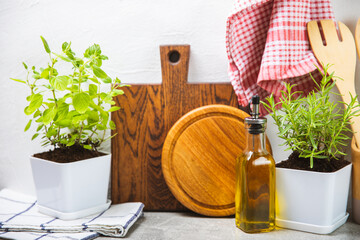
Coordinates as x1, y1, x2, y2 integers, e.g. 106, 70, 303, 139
245, 131, 266, 153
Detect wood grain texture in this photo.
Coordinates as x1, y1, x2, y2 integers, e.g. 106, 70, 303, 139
352, 19, 360, 202
162, 105, 272, 216
308, 20, 360, 144
111, 45, 239, 210
162, 105, 247, 216
352, 138, 360, 200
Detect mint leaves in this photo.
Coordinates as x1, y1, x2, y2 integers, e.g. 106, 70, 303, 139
11, 36, 128, 151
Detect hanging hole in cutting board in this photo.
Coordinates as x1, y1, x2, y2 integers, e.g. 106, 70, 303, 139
168, 50, 181, 64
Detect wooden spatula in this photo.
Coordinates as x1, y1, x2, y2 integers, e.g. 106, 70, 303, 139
307, 20, 360, 146
355, 18, 360, 62
352, 18, 360, 224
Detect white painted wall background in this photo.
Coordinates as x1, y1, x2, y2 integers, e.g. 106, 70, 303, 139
0, 0, 359, 196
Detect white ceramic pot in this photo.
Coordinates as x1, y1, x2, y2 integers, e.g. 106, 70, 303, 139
30, 154, 111, 220
276, 163, 352, 234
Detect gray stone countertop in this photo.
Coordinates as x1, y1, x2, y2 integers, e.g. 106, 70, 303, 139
99, 212, 360, 240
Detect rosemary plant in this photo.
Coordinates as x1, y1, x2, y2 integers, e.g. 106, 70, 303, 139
263, 65, 359, 168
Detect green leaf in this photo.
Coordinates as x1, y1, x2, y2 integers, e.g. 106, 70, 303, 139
33, 110, 41, 118
24, 119, 32, 132
55, 119, 72, 127
89, 77, 100, 84
42, 107, 57, 125
72, 114, 88, 124
100, 92, 107, 100
10, 78, 26, 84
100, 55, 108, 60
100, 93, 115, 105
92, 65, 108, 79
51, 75, 70, 91
35, 116, 43, 123
52, 52, 71, 62
97, 124, 107, 130
87, 111, 99, 122
66, 110, 78, 119
40, 68, 50, 79
108, 106, 120, 112
83, 145, 92, 150
26, 94, 43, 115
102, 77, 112, 84
66, 51, 75, 60
31, 133, 39, 140
40, 36, 51, 53
44, 102, 55, 109
23, 62, 28, 70
86, 44, 101, 57
89, 84, 98, 96
95, 58, 102, 67
41, 141, 50, 147
36, 124, 44, 132
73, 92, 91, 114
111, 89, 124, 96
100, 110, 109, 122
109, 120, 116, 130
56, 102, 69, 121
46, 128, 57, 138
62, 42, 68, 51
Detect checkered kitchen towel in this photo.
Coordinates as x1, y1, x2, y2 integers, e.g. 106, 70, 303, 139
0, 189, 144, 240
226, 0, 334, 114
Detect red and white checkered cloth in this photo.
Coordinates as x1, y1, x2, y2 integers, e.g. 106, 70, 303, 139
226, 0, 334, 114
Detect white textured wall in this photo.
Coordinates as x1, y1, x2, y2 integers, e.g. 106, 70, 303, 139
0, 0, 235, 195
0, 0, 359, 196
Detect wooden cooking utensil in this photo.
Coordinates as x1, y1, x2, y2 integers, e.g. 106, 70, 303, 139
351, 18, 360, 224
161, 105, 272, 216
355, 18, 360, 56
307, 20, 360, 145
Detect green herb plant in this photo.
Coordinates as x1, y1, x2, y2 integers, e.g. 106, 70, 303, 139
11, 36, 128, 151
263, 65, 359, 168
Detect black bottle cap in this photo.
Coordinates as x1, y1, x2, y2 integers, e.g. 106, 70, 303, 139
245, 95, 266, 134
252, 95, 260, 105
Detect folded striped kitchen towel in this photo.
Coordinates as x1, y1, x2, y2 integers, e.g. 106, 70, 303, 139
0, 189, 144, 240
226, 0, 335, 114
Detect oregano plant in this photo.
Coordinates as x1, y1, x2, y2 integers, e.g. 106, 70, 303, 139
262, 65, 359, 168
11, 36, 128, 151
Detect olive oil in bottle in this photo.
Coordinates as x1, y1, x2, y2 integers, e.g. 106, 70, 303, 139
235, 95, 275, 233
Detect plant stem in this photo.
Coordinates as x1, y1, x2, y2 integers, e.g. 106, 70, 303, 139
88, 127, 98, 139
48, 53, 58, 107
78, 70, 82, 92
52, 90, 57, 107
99, 129, 106, 145
77, 121, 84, 144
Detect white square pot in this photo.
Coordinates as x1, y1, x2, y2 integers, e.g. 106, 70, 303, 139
30, 154, 111, 220
276, 163, 351, 234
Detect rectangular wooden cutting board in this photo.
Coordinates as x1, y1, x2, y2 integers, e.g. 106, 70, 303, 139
111, 45, 239, 211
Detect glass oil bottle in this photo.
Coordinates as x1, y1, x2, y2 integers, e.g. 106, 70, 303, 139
235, 95, 275, 233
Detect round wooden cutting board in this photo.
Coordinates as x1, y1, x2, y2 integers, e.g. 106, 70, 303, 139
162, 104, 272, 216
